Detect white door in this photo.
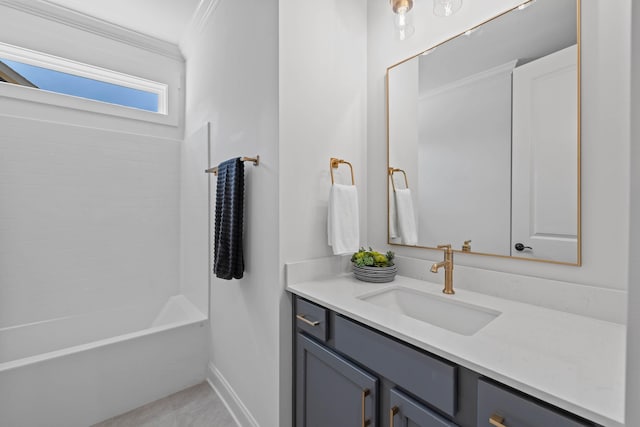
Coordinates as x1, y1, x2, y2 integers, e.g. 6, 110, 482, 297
511, 45, 578, 263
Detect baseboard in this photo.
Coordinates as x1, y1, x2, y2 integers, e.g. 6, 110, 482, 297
207, 362, 260, 427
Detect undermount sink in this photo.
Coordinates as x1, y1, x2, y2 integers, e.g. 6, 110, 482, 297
358, 286, 501, 336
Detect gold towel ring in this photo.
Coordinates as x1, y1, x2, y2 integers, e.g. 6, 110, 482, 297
388, 167, 409, 191
330, 158, 355, 185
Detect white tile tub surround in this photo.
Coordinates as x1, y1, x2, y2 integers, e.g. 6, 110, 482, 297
0, 116, 182, 330
0, 295, 208, 427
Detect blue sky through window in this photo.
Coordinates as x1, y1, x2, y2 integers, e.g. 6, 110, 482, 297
1, 58, 159, 112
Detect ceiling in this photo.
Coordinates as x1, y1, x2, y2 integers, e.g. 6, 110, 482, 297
43, 0, 202, 44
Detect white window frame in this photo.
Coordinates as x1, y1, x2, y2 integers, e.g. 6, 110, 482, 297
0, 41, 168, 116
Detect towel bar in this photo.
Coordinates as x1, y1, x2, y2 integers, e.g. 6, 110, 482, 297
205, 155, 260, 175
330, 158, 355, 185
388, 167, 409, 191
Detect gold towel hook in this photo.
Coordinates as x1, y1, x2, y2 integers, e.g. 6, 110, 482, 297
330, 158, 355, 185
388, 167, 409, 191
205, 155, 260, 175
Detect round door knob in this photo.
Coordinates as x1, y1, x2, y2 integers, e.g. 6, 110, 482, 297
514, 243, 533, 252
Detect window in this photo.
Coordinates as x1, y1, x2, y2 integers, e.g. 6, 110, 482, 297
0, 42, 167, 114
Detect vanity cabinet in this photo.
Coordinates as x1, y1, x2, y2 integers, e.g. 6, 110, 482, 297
293, 296, 600, 427
295, 298, 329, 342
333, 313, 457, 417
296, 333, 378, 427
476, 379, 592, 427
294, 296, 464, 427
389, 388, 458, 427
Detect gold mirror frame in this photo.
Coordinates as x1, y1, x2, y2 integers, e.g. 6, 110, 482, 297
386, 0, 581, 266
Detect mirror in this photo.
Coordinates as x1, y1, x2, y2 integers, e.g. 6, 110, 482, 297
387, 0, 580, 265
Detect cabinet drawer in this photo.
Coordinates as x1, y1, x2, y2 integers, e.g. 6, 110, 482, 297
333, 314, 457, 416
390, 388, 458, 427
477, 379, 594, 427
295, 298, 329, 342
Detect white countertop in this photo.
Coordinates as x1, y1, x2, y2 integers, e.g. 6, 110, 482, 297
287, 274, 626, 427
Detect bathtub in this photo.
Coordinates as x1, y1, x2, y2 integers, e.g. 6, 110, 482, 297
0, 295, 208, 427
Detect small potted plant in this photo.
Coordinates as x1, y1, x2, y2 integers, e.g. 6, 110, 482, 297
351, 247, 397, 283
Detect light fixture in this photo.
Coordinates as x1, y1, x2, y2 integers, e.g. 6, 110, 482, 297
390, 0, 415, 41
433, 0, 463, 17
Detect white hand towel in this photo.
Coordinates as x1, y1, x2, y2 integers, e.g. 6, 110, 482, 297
394, 188, 418, 246
328, 184, 360, 255
389, 187, 399, 239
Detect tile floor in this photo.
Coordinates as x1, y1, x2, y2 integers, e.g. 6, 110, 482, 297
92, 382, 237, 427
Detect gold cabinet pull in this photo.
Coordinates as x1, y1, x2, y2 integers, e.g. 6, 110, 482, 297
389, 406, 399, 427
295, 314, 320, 327
489, 414, 507, 427
361, 388, 371, 427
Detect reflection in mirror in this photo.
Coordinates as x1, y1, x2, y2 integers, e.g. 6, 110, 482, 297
387, 0, 580, 264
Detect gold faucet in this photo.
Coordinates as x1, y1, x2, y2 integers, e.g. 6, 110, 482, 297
431, 244, 454, 295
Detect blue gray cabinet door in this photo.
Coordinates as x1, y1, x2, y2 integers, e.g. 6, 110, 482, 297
389, 388, 458, 427
296, 333, 378, 427
477, 379, 593, 427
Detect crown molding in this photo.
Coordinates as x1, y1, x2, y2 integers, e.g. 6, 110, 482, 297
419, 59, 518, 101
0, 0, 184, 61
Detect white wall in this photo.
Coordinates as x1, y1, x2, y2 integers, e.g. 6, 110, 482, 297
279, 0, 368, 263
626, 1, 640, 424
279, 2, 367, 426
182, 0, 368, 422
367, 1, 631, 312
0, 5, 184, 330
180, 0, 281, 425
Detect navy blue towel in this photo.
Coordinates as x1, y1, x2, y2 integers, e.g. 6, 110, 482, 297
213, 157, 245, 280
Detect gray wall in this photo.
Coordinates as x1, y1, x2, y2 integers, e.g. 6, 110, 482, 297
626, 1, 639, 425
